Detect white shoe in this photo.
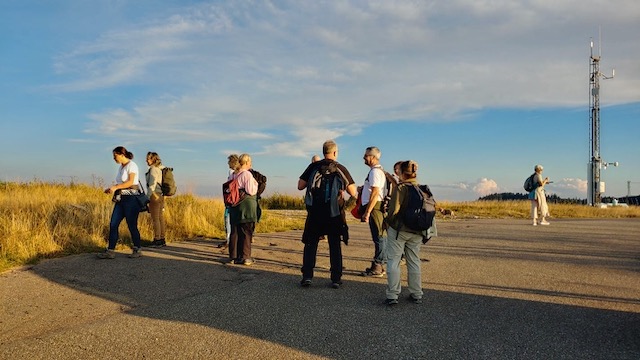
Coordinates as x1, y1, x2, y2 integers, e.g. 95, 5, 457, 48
540, 221, 550, 225
532, 221, 537, 226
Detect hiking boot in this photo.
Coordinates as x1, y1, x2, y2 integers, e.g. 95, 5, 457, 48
331, 281, 342, 289
408, 294, 423, 304
96, 249, 115, 259
362, 263, 385, 277
128, 247, 142, 258
300, 278, 312, 287
384, 298, 399, 306
150, 239, 166, 248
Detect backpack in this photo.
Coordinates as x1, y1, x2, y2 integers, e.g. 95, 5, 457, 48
304, 161, 346, 216
160, 167, 177, 196
380, 170, 398, 214
402, 184, 437, 232
523, 173, 536, 192
249, 169, 267, 198
364, 166, 397, 214
222, 177, 243, 207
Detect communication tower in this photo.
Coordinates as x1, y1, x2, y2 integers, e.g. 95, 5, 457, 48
588, 35, 616, 206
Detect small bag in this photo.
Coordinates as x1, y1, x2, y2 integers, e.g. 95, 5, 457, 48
134, 181, 150, 212
135, 192, 150, 212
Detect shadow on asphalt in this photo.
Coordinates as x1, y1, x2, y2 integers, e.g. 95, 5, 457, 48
28, 219, 640, 359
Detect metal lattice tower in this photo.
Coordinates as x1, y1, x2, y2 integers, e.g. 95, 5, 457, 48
587, 35, 614, 206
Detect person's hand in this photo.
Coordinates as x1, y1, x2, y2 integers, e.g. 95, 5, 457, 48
362, 212, 370, 223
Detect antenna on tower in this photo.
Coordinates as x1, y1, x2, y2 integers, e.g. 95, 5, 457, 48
587, 29, 617, 206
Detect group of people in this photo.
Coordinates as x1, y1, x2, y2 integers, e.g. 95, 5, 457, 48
98, 142, 549, 306
298, 140, 431, 305
98, 146, 168, 259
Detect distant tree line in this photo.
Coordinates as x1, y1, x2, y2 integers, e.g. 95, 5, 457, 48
478, 193, 640, 205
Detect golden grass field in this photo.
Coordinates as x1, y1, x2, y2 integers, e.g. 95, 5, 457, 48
1, 181, 638, 273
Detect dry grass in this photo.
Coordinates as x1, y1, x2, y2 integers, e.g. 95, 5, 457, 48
0, 182, 304, 272
437, 200, 640, 219
2, 182, 638, 272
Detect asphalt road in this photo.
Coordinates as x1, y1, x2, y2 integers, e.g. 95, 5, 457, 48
1, 218, 639, 359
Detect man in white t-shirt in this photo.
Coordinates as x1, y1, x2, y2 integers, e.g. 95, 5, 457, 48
360, 146, 387, 277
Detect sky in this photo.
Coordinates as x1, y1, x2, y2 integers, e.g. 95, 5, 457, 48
1, 0, 639, 201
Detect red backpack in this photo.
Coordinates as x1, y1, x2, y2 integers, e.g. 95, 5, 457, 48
223, 178, 243, 206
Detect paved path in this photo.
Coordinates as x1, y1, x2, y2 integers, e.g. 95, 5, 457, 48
1, 219, 639, 359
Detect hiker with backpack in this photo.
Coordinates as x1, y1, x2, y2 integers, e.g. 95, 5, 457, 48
226, 153, 259, 265
527, 164, 551, 226
383, 160, 436, 305
360, 146, 390, 278
220, 154, 240, 249
145, 152, 168, 247
298, 140, 357, 289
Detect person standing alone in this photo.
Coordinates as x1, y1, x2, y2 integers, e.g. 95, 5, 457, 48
528, 164, 550, 226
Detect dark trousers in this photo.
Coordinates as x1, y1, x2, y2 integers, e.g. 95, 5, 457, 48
229, 222, 254, 261
108, 195, 141, 249
301, 234, 343, 283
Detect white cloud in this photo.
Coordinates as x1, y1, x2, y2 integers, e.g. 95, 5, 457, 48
473, 178, 499, 197
47, 0, 640, 157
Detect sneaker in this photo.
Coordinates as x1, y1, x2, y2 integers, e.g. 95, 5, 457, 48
96, 249, 115, 259
239, 258, 254, 266
540, 221, 550, 225
384, 298, 399, 306
408, 294, 423, 304
128, 247, 142, 258
532, 222, 537, 226
331, 281, 342, 289
150, 239, 166, 248
300, 278, 312, 287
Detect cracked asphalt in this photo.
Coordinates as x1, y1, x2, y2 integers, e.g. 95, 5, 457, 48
1, 218, 639, 359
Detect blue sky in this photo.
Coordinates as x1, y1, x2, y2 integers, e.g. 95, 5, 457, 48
1, 0, 639, 201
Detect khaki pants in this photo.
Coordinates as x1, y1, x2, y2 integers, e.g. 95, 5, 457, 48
148, 194, 166, 240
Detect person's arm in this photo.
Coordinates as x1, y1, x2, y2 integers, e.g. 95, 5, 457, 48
298, 178, 307, 191
106, 171, 137, 194
363, 186, 380, 222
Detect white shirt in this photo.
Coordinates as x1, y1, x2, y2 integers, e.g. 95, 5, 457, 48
361, 165, 385, 206
116, 161, 139, 186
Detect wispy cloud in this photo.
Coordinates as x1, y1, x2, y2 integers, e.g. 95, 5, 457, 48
50, 0, 640, 157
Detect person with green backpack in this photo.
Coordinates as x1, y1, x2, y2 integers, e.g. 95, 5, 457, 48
145, 152, 168, 247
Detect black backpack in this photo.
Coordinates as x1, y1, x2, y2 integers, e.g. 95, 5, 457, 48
364, 167, 397, 214
380, 170, 398, 214
402, 183, 437, 232
523, 173, 536, 192
305, 162, 346, 211
161, 167, 177, 196
249, 169, 267, 198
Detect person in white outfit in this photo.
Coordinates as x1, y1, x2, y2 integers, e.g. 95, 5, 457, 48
528, 164, 550, 226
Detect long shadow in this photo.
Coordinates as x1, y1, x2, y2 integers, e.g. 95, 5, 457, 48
7, 219, 640, 359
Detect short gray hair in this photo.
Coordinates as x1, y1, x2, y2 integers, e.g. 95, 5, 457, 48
534, 164, 543, 172
365, 146, 381, 160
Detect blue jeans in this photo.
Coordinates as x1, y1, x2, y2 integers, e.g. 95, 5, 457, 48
108, 195, 141, 249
